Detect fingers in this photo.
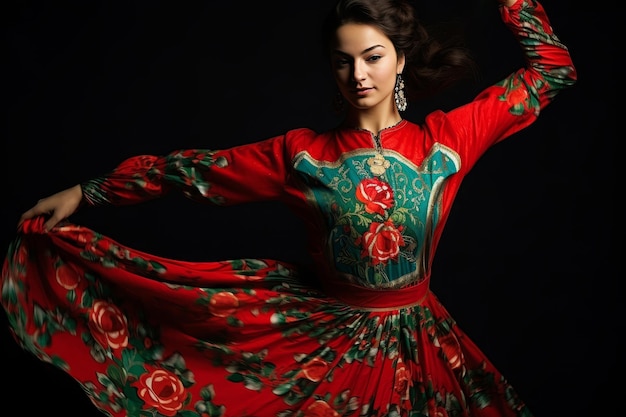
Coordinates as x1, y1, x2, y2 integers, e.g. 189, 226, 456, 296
23, 198, 53, 218
17, 185, 83, 232
17, 203, 49, 230
18, 205, 62, 232
21, 205, 45, 220
16, 184, 83, 231
17, 197, 55, 229
43, 214, 63, 233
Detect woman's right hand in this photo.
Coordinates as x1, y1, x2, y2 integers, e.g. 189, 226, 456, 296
18, 184, 83, 232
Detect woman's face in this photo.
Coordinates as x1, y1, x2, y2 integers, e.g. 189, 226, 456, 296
330, 23, 405, 112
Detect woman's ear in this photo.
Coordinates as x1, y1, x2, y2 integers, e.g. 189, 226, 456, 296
397, 53, 406, 74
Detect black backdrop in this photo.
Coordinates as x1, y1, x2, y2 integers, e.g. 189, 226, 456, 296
2, 1, 619, 416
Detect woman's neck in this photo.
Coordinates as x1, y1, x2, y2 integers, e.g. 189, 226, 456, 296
343, 108, 403, 134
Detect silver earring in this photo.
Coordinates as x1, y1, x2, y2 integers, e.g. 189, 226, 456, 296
394, 74, 407, 112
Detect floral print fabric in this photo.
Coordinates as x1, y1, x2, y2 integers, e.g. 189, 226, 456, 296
1, 1, 576, 416
3, 218, 530, 417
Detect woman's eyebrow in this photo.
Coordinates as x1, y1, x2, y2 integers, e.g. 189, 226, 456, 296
332, 44, 386, 56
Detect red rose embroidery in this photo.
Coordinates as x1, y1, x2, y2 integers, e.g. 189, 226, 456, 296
303, 399, 340, 417
135, 368, 187, 417
356, 178, 394, 216
209, 291, 239, 317
88, 300, 129, 350
360, 220, 405, 265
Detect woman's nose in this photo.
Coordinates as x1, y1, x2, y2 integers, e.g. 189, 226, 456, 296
351, 62, 366, 81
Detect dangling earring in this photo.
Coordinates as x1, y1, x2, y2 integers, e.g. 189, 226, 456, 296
333, 91, 345, 114
394, 73, 407, 112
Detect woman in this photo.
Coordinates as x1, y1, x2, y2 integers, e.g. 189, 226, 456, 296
2, 0, 576, 416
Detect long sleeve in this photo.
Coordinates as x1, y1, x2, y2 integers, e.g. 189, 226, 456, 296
426, 0, 577, 172
499, 0, 577, 112
80, 127, 317, 208
81, 135, 291, 208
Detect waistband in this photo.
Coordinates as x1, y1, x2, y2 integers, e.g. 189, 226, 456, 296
322, 276, 430, 311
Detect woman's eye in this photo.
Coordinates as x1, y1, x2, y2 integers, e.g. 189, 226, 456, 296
368, 55, 382, 62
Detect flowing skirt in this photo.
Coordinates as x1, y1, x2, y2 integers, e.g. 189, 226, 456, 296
1, 217, 533, 417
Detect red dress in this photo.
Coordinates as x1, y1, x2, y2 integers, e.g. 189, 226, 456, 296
1, 1, 576, 416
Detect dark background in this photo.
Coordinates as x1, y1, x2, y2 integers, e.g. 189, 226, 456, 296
2, 1, 619, 416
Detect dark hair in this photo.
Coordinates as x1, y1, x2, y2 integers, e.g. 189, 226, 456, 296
322, 0, 478, 100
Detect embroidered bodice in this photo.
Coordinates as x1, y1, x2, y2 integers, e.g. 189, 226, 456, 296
292, 124, 460, 288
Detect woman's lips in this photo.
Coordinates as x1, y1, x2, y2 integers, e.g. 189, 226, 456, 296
355, 88, 373, 96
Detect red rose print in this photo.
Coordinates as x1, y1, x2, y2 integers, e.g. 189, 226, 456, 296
76, 229, 91, 244
360, 220, 405, 265
506, 87, 528, 107
394, 361, 412, 398
55, 262, 80, 290
303, 399, 340, 417
297, 357, 329, 382
438, 333, 462, 370
134, 368, 187, 417
131, 155, 157, 170
115, 155, 161, 195
356, 178, 394, 216
209, 291, 239, 317
88, 300, 129, 350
